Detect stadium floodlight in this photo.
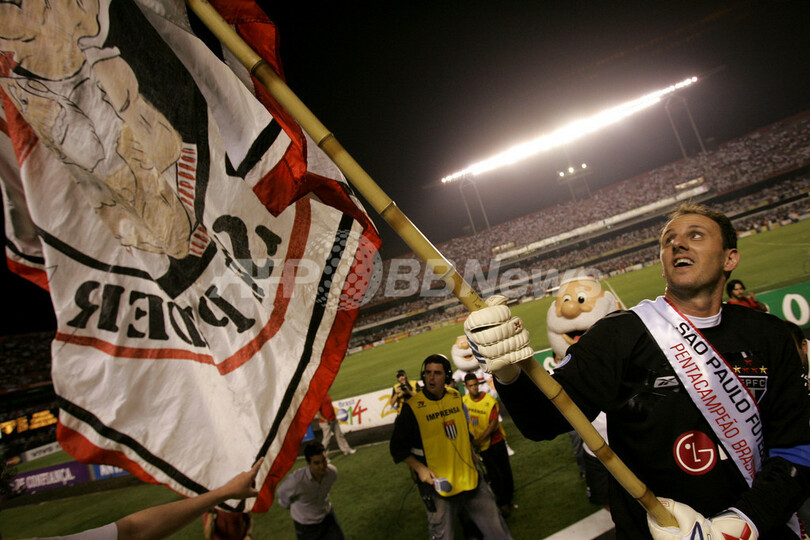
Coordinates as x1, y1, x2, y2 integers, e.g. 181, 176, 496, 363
558, 163, 589, 178
440, 76, 698, 184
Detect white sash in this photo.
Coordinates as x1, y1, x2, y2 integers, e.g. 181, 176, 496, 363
632, 297, 763, 486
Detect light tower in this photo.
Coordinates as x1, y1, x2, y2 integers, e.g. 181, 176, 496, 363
557, 162, 592, 202
665, 94, 706, 159
458, 173, 491, 234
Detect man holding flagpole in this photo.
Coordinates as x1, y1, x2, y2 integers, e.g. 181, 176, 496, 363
465, 203, 810, 539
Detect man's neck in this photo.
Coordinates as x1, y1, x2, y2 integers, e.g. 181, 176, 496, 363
424, 388, 446, 400
664, 288, 723, 317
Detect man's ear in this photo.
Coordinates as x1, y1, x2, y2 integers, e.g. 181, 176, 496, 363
724, 248, 740, 273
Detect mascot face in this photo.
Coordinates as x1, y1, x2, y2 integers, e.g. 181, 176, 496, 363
546, 277, 619, 360
451, 335, 478, 372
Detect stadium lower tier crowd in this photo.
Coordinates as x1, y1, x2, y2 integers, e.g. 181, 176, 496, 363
0, 332, 55, 393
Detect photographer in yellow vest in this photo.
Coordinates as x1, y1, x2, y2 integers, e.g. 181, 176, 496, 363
388, 369, 421, 413
389, 354, 512, 539
462, 373, 515, 518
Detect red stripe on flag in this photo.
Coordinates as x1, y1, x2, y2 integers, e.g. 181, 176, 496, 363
257, 380, 325, 512
53, 332, 217, 364
6, 257, 49, 291
254, 213, 380, 513
57, 422, 160, 487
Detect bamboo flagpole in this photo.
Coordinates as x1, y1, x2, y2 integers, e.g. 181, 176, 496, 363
185, 0, 677, 528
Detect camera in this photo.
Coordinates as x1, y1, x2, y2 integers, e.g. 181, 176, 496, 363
400, 382, 409, 392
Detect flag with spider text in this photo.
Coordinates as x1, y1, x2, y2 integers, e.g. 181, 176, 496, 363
0, 0, 379, 512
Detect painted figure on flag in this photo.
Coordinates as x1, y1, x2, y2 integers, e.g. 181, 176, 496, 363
0, 0, 380, 513
0, 0, 196, 259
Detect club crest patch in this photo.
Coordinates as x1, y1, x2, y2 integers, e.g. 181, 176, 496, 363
740, 375, 767, 403
444, 419, 458, 440
726, 351, 768, 403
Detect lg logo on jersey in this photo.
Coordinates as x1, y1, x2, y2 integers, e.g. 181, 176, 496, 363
673, 431, 717, 475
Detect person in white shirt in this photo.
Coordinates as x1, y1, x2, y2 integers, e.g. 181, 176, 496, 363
276, 442, 344, 540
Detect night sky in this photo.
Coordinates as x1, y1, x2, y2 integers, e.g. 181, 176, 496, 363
2, 0, 810, 335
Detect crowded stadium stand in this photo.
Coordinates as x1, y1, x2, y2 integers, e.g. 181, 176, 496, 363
0, 332, 58, 458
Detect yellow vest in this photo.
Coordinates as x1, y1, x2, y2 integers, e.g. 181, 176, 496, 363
391, 379, 419, 412
462, 392, 506, 452
407, 388, 478, 496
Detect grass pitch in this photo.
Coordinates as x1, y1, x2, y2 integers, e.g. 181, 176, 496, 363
2, 422, 592, 540
3, 219, 809, 539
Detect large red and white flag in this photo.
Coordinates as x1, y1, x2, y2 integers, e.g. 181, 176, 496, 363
0, 0, 379, 511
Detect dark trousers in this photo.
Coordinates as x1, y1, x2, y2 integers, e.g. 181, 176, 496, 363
480, 440, 514, 507
293, 510, 345, 540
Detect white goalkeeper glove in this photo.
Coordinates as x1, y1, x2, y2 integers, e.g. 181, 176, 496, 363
647, 498, 757, 540
464, 295, 533, 383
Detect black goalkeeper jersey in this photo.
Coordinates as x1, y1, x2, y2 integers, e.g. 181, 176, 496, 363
497, 303, 810, 539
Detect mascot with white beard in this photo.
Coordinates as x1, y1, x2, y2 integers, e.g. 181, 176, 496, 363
547, 274, 621, 364
547, 272, 621, 509
451, 335, 496, 397
452, 333, 517, 456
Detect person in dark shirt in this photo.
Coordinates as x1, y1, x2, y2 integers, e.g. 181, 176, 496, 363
465, 203, 810, 539
726, 279, 767, 311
